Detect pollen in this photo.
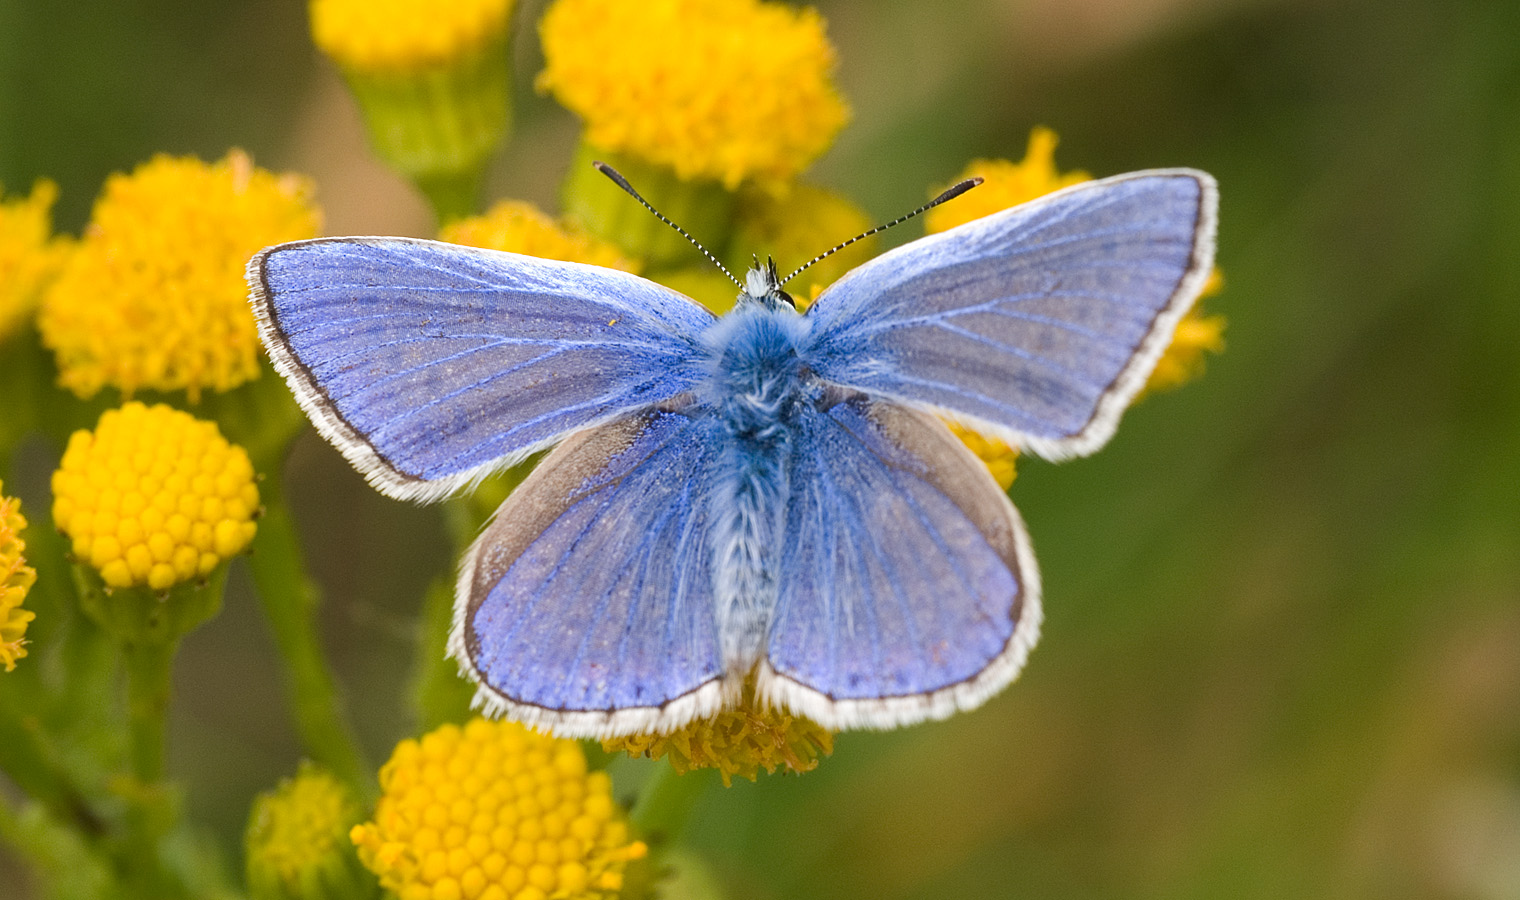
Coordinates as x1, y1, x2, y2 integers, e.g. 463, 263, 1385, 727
51, 402, 260, 591
1, 481, 37, 672
440, 200, 640, 273
538, 0, 849, 189
311, 0, 516, 72
604, 705, 834, 787
0, 179, 69, 342
37, 150, 320, 400
352, 718, 647, 900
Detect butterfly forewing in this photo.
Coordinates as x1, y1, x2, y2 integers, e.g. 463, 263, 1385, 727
804, 170, 1217, 460
249, 237, 713, 501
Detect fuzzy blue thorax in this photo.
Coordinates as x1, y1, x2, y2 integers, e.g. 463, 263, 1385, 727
697, 264, 818, 674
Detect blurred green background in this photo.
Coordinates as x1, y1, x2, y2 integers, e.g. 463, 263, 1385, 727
3, 0, 1519, 898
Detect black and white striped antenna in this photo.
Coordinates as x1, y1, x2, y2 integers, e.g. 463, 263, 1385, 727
594, 162, 982, 293
593, 162, 742, 289
780, 177, 983, 287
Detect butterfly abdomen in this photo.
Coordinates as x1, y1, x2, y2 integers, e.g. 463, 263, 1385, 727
701, 306, 815, 676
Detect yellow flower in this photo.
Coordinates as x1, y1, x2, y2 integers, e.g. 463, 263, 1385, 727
353, 718, 646, 900
652, 267, 743, 316
1, 481, 37, 672
923, 127, 1090, 235
1142, 269, 1226, 396
246, 762, 370, 900
38, 151, 320, 400
51, 402, 260, 592
730, 182, 878, 308
0, 180, 70, 342
440, 200, 640, 273
310, 0, 515, 221
942, 421, 1017, 491
311, 0, 516, 72
538, 0, 849, 189
604, 704, 833, 788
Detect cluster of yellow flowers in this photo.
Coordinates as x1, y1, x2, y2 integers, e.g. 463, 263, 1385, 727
538, 0, 847, 189
605, 704, 834, 787
311, 0, 516, 72
39, 151, 319, 400
51, 403, 259, 591
440, 201, 640, 273
0, 481, 35, 672
245, 762, 369, 899
352, 719, 646, 900
0, 180, 69, 343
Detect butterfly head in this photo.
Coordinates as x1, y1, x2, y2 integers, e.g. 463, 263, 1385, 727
740, 256, 796, 311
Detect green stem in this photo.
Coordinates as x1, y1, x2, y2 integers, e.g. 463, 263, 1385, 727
629, 765, 715, 847
0, 791, 114, 899
341, 38, 511, 226
417, 169, 484, 224
411, 575, 476, 730
246, 485, 374, 799
122, 639, 175, 783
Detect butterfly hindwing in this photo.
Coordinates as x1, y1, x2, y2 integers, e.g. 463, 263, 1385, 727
249, 237, 713, 501
804, 170, 1218, 459
758, 395, 1041, 729
451, 407, 727, 738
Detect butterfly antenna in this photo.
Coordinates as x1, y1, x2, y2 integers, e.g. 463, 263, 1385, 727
780, 177, 984, 287
593, 162, 742, 288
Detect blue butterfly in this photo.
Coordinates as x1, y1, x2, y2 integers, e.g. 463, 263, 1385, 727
247, 168, 1217, 738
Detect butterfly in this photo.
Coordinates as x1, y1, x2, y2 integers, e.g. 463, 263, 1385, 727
247, 168, 1217, 738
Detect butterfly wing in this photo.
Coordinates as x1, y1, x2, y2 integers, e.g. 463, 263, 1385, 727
758, 395, 1041, 729
450, 407, 728, 738
248, 237, 714, 501
804, 170, 1217, 459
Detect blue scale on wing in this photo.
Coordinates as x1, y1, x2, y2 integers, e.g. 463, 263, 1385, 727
462, 410, 724, 712
767, 397, 1024, 700
804, 173, 1208, 444
257, 239, 713, 483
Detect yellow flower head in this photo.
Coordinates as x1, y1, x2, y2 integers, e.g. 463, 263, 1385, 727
1, 481, 37, 672
942, 421, 1017, 491
51, 402, 260, 592
652, 267, 744, 316
0, 180, 70, 342
38, 151, 320, 400
604, 704, 833, 788
923, 127, 1090, 235
311, 0, 516, 72
538, 0, 849, 189
731, 182, 878, 308
441, 200, 640, 273
246, 762, 368, 900
352, 718, 647, 900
